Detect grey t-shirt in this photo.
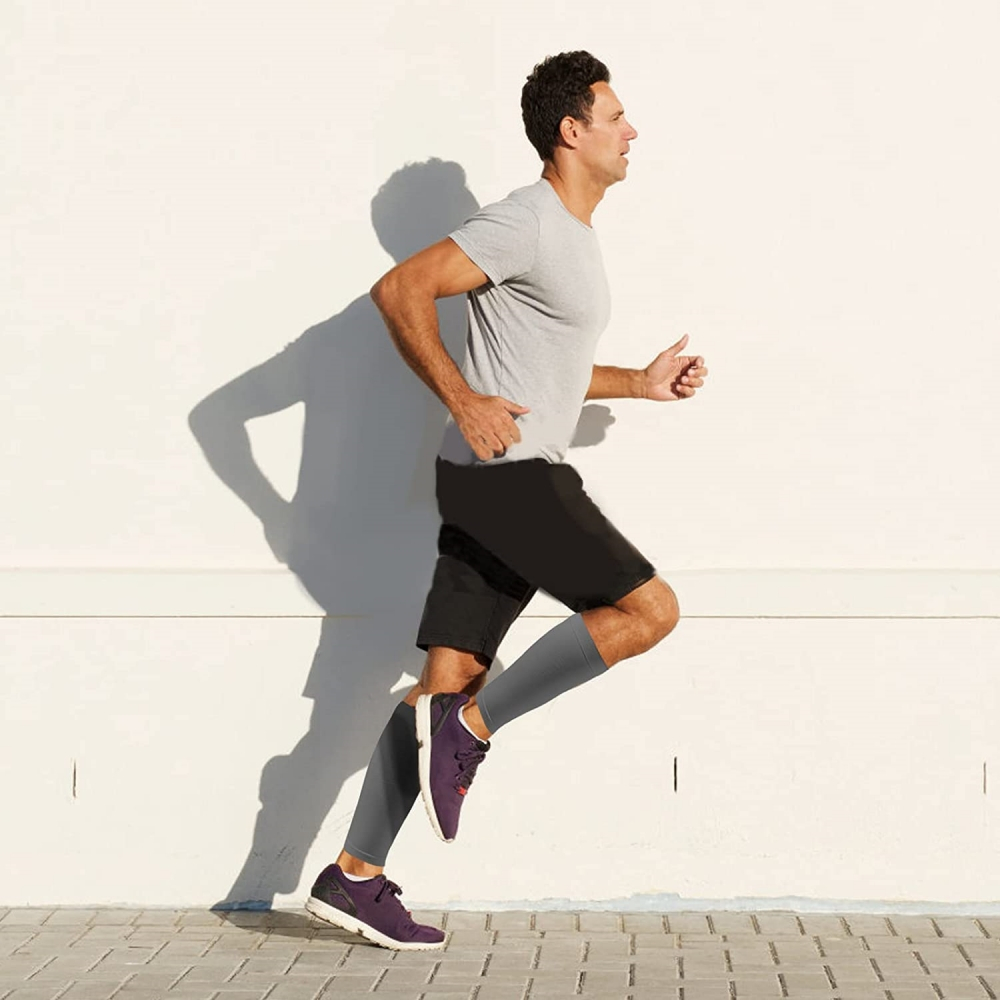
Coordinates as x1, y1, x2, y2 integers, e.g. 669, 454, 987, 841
438, 178, 611, 466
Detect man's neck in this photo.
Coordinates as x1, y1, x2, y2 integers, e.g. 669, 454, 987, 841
540, 165, 606, 228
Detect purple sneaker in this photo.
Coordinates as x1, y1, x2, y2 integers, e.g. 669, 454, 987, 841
305, 864, 445, 951
415, 692, 490, 842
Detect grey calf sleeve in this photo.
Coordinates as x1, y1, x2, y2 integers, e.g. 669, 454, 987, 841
476, 612, 607, 735
343, 701, 420, 867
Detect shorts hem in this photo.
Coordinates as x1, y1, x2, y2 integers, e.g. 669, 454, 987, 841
568, 565, 658, 612
415, 634, 498, 666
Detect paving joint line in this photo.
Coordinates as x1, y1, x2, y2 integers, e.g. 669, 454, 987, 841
25, 954, 58, 980
224, 956, 249, 982
85, 947, 114, 973
168, 964, 194, 989
108, 972, 136, 999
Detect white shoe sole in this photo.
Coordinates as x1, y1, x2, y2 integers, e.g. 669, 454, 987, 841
415, 693, 453, 843
304, 895, 445, 951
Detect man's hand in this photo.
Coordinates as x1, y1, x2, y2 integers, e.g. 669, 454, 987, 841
450, 391, 530, 461
642, 334, 708, 401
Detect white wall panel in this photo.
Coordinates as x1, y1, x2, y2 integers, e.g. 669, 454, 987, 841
2, 0, 998, 907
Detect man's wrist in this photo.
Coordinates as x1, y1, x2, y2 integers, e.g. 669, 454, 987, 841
443, 383, 476, 414
633, 368, 648, 400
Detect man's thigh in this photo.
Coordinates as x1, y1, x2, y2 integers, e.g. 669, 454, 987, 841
434, 457, 657, 613
415, 522, 537, 668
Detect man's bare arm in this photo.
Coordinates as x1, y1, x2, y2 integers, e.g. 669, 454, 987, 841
585, 365, 646, 400
587, 336, 709, 402
370, 237, 486, 409
370, 237, 530, 461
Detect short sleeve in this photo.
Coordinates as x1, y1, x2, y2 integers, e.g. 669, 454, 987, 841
447, 198, 539, 286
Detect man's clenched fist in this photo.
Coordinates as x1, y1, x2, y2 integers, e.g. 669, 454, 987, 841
451, 391, 530, 461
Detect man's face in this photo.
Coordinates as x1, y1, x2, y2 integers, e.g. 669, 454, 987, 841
573, 81, 639, 185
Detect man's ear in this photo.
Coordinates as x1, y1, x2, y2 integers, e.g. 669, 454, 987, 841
558, 115, 584, 150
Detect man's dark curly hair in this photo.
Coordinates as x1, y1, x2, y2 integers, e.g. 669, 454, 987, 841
521, 51, 611, 163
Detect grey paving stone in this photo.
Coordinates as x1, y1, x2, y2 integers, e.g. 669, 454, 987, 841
2, 990, 73, 1000
35, 913, 96, 928
796, 914, 853, 937
711, 912, 764, 936
0, 914, 54, 929
880, 990, 951, 1000
485, 913, 532, 931
87, 913, 136, 928
619, 913, 666, 934
213, 978, 281, 994
55, 979, 128, 999
532, 913, 577, 932
319, 974, 390, 994
438, 912, 487, 931
725, 943, 778, 963
930, 917, 991, 939
665, 913, 715, 934
176, 913, 228, 927
634, 931, 679, 950
727, 972, 783, 994
262, 976, 333, 1000
749, 913, 808, 937
9, 937, 91, 956
581, 937, 629, 957
431, 958, 488, 979
467, 984, 529, 1000
777, 968, 838, 990
132, 910, 183, 926
576, 912, 621, 933
960, 941, 1000, 965
116, 990, 221, 1000
672, 977, 733, 995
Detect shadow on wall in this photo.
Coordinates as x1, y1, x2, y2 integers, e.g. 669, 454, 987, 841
188, 158, 617, 909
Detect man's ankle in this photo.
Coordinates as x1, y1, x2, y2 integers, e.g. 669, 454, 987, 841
461, 699, 493, 742
335, 850, 383, 879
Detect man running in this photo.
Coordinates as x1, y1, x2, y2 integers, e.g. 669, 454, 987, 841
305, 50, 708, 950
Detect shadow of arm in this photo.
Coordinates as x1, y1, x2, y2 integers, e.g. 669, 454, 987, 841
188, 341, 305, 527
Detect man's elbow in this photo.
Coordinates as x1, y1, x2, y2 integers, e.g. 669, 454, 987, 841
370, 268, 400, 309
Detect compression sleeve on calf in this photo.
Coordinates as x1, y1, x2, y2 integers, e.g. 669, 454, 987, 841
343, 701, 420, 867
476, 612, 607, 735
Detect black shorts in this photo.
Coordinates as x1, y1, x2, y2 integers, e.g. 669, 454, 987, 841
415, 457, 657, 666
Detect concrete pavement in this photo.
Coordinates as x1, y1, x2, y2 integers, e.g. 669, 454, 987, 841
2, 906, 999, 1000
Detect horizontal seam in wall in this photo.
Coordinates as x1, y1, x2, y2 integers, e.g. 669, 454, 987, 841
1, 614, 998, 620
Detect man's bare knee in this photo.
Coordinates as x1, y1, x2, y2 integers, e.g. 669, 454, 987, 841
404, 646, 489, 704
616, 576, 680, 652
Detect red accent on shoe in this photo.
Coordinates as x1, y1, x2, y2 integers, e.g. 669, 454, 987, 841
457, 787, 467, 796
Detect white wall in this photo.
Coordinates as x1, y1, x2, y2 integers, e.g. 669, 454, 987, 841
2, 0, 998, 908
